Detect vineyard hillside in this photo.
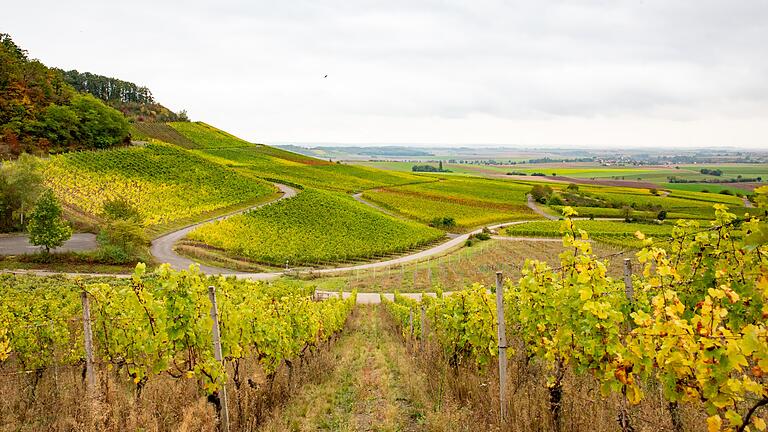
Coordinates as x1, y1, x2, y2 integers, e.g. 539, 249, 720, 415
45, 142, 277, 233
133, 121, 432, 192
186, 188, 445, 266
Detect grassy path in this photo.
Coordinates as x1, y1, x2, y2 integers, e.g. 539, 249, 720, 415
261, 306, 427, 432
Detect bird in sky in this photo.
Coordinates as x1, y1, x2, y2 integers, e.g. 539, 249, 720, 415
324, 74, 328, 78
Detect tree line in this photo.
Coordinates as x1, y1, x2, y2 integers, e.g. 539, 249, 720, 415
58, 69, 155, 105
0, 33, 130, 156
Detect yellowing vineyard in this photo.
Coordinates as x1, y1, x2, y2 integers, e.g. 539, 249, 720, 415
187, 188, 444, 265
45, 142, 275, 227
383, 205, 768, 432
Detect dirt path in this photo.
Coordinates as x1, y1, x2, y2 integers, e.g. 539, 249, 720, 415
526, 194, 558, 220
260, 306, 426, 432
150, 183, 298, 274
352, 192, 399, 217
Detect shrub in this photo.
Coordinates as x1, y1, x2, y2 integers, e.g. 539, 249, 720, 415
530, 185, 553, 202
430, 216, 456, 229
546, 194, 564, 206
96, 219, 149, 264
621, 205, 634, 222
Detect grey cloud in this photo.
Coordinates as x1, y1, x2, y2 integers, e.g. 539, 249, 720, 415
3, 0, 767, 146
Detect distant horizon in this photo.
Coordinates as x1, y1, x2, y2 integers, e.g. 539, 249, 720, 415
4, 1, 768, 149
273, 142, 768, 153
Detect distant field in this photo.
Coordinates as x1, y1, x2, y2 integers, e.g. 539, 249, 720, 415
358, 160, 768, 187
505, 219, 675, 248
361, 176, 538, 228
45, 142, 276, 228
187, 189, 444, 265
662, 183, 754, 195
675, 163, 768, 178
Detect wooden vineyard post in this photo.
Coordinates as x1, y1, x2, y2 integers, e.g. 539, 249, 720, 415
208, 286, 230, 432
623, 259, 634, 303
495, 271, 508, 423
80, 290, 97, 399
619, 260, 634, 432
427, 258, 432, 287
409, 308, 414, 342
419, 305, 426, 350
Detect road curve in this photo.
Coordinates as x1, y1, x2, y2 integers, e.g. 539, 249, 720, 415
150, 183, 298, 274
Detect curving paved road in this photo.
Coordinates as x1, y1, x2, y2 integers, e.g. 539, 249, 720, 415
150, 183, 298, 274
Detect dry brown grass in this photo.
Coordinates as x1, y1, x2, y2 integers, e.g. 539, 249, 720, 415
384, 310, 707, 432
0, 328, 347, 431
326, 239, 637, 293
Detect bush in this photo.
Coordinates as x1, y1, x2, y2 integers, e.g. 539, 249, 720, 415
546, 194, 564, 206
530, 185, 553, 202
430, 216, 456, 229
96, 219, 149, 264
621, 205, 634, 222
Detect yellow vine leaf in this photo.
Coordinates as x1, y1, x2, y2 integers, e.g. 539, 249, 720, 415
707, 415, 723, 432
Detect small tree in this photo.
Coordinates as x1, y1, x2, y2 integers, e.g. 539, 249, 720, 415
27, 190, 72, 253
621, 205, 634, 222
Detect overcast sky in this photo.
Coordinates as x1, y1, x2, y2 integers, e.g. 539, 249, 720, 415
4, 1, 768, 148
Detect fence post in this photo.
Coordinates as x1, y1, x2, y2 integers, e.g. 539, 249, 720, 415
208, 286, 230, 432
619, 260, 635, 432
420, 305, 426, 350
409, 307, 414, 339
495, 271, 508, 423
80, 291, 96, 399
623, 259, 634, 303
427, 258, 432, 287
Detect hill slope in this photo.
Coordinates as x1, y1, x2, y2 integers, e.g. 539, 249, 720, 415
45, 142, 277, 234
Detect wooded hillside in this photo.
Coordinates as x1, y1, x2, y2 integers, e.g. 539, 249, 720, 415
0, 34, 130, 156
